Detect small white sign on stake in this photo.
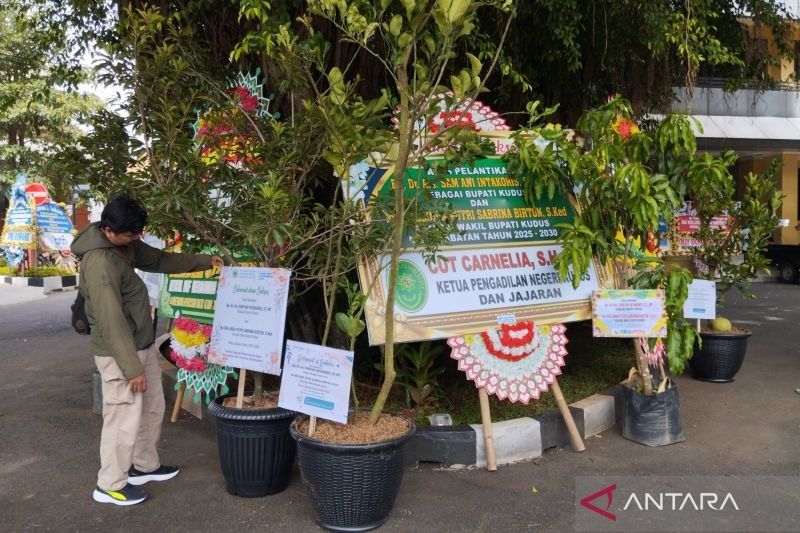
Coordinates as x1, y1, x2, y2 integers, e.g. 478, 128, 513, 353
278, 341, 354, 424
683, 279, 717, 320
208, 267, 291, 375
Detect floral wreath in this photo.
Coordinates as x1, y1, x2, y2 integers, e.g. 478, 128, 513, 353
449, 322, 569, 404
169, 316, 235, 403
193, 70, 276, 168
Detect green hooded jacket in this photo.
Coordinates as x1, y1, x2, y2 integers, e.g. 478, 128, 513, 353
71, 223, 213, 379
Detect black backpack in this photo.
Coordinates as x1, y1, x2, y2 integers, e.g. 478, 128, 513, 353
71, 290, 91, 335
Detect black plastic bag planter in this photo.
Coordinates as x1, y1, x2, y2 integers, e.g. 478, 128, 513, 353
690, 330, 752, 383
290, 414, 416, 532
621, 378, 685, 447
207, 393, 296, 497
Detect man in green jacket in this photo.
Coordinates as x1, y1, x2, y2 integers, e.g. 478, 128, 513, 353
71, 195, 223, 506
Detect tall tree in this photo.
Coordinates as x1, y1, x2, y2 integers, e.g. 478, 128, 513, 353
0, 1, 102, 200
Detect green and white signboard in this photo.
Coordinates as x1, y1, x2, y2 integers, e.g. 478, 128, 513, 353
358, 153, 609, 345
158, 267, 221, 324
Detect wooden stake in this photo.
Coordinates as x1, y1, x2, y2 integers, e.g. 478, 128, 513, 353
550, 377, 586, 452
478, 388, 498, 471
696, 318, 701, 333
309, 415, 317, 437
170, 382, 186, 423
236, 368, 246, 409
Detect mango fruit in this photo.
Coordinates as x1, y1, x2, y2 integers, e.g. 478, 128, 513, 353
711, 317, 733, 332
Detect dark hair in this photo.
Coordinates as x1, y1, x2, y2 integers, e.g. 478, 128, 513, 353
100, 194, 148, 234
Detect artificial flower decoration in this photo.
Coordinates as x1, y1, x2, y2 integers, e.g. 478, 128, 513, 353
169, 316, 235, 403
170, 316, 213, 373
427, 110, 480, 133
639, 337, 666, 365
449, 322, 569, 404
480, 322, 538, 362
613, 116, 640, 139
193, 70, 275, 168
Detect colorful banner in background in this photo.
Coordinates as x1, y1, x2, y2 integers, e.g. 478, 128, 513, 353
357, 154, 608, 345
1, 173, 75, 252
36, 202, 74, 251
1, 173, 36, 249
591, 289, 667, 338
667, 200, 730, 254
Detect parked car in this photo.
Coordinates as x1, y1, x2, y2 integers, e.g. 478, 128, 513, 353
765, 244, 800, 283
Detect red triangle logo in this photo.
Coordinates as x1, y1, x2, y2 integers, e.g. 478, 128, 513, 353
580, 483, 617, 522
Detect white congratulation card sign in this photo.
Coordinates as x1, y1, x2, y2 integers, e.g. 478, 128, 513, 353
208, 267, 291, 375
592, 289, 667, 338
683, 279, 716, 320
278, 341, 354, 424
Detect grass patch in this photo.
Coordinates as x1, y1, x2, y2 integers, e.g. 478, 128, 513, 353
357, 321, 632, 427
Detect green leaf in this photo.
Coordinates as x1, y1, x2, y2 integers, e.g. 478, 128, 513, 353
447, 0, 471, 23
389, 14, 403, 36
465, 52, 481, 75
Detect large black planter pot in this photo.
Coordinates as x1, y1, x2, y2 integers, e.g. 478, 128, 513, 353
690, 330, 752, 383
290, 415, 416, 532
207, 393, 296, 497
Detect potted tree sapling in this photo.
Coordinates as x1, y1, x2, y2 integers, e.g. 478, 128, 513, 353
684, 156, 782, 382
505, 96, 712, 446
234, 0, 519, 528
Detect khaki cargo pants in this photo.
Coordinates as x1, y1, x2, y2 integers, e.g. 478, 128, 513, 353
94, 343, 165, 491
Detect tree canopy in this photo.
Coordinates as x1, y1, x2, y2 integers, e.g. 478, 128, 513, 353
0, 1, 102, 199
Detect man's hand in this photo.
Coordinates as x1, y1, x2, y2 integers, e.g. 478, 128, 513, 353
128, 373, 147, 393
211, 255, 224, 268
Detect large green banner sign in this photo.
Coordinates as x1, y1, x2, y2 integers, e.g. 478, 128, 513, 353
403, 159, 572, 246
358, 155, 609, 345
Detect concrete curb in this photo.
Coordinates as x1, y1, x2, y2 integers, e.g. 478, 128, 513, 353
152, 336, 624, 468
3, 274, 77, 290
407, 384, 623, 468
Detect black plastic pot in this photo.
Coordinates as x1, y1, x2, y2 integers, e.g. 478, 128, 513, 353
290, 415, 416, 532
690, 330, 752, 383
207, 393, 296, 497
621, 380, 685, 447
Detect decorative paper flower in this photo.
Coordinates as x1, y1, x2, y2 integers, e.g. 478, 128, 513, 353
427, 110, 480, 133
449, 323, 568, 404
639, 337, 665, 365
613, 117, 640, 139
480, 321, 539, 362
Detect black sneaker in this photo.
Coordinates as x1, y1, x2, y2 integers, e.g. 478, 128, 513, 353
127, 465, 180, 485
92, 484, 148, 506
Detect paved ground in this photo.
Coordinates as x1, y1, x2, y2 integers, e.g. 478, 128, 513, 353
0, 283, 48, 307
0, 282, 797, 532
